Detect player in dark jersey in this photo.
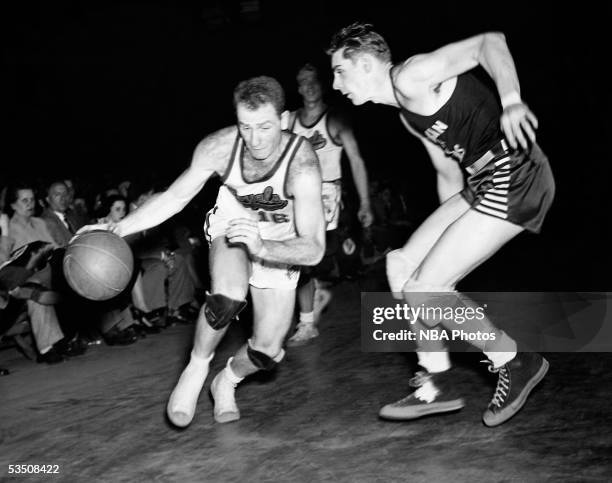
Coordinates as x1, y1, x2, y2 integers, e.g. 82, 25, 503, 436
327, 23, 555, 427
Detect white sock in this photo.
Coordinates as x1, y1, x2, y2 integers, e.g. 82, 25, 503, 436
167, 351, 214, 425
225, 357, 245, 385
484, 331, 517, 368
417, 350, 451, 373
484, 350, 517, 369
299, 312, 315, 324
414, 380, 441, 403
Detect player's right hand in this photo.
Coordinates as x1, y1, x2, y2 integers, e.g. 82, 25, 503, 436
500, 102, 538, 151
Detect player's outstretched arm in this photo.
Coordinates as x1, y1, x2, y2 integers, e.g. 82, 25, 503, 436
79, 127, 234, 238
396, 33, 537, 150
225, 140, 325, 266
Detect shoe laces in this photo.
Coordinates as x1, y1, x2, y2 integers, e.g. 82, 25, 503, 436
482, 360, 510, 408
408, 371, 431, 388
392, 371, 438, 404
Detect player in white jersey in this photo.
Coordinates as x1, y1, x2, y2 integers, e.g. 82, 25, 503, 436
79, 76, 325, 426
286, 63, 373, 346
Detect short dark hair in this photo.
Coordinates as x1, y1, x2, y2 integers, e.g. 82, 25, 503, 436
327, 22, 391, 63
8, 182, 35, 205
296, 63, 319, 82
233, 76, 285, 116
46, 180, 68, 196
96, 194, 127, 219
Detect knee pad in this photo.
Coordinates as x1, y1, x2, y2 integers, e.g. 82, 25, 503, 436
204, 292, 247, 330
247, 342, 284, 371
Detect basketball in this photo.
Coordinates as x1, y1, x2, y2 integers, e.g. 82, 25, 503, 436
63, 230, 134, 301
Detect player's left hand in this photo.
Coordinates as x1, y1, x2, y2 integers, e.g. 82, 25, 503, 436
358, 204, 374, 228
500, 102, 538, 151
226, 218, 264, 257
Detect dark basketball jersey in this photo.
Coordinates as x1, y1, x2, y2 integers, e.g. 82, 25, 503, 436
394, 71, 504, 169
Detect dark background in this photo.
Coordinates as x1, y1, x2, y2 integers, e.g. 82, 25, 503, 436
2, 0, 609, 290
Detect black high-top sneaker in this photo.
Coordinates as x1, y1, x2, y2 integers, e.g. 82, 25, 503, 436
482, 352, 549, 427
379, 369, 465, 420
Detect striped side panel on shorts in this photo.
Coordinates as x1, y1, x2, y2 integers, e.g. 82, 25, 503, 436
475, 155, 511, 220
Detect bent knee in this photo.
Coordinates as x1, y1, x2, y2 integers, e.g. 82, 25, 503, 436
402, 278, 457, 328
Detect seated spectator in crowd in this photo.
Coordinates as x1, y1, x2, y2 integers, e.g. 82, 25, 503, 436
125, 186, 199, 326
41, 181, 84, 246
93, 194, 149, 340
96, 194, 127, 226
3, 183, 82, 363
63, 178, 90, 230
1, 209, 12, 375
39, 184, 139, 347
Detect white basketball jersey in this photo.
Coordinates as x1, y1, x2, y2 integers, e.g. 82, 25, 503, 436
290, 109, 343, 182
220, 132, 304, 241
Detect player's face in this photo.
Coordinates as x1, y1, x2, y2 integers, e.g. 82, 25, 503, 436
331, 49, 370, 105
47, 183, 69, 213
237, 102, 282, 161
12, 189, 35, 218
109, 200, 127, 223
297, 71, 323, 103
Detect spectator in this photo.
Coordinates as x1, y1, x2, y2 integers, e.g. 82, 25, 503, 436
94, 193, 152, 339
63, 178, 90, 230
3, 184, 81, 363
127, 187, 199, 326
41, 181, 84, 246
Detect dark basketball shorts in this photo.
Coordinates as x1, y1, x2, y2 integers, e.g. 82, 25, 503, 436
461, 141, 555, 233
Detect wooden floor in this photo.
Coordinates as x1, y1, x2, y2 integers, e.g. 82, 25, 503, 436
1, 280, 611, 482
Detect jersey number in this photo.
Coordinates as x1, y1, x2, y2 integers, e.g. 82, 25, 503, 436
258, 211, 289, 223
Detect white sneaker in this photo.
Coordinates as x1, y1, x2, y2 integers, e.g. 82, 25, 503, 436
287, 322, 319, 347
166, 353, 212, 427
210, 369, 240, 423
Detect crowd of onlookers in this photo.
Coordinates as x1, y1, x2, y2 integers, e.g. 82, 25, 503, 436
0, 175, 208, 376
0, 172, 415, 377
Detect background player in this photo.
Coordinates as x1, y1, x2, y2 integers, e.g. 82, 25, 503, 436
286, 63, 373, 346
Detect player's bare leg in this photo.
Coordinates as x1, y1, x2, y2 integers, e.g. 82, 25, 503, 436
211, 286, 295, 422
381, 208, 547, 425
288, 274, 321, 346
386, 193, 471, 376
167, 237, 249, 427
